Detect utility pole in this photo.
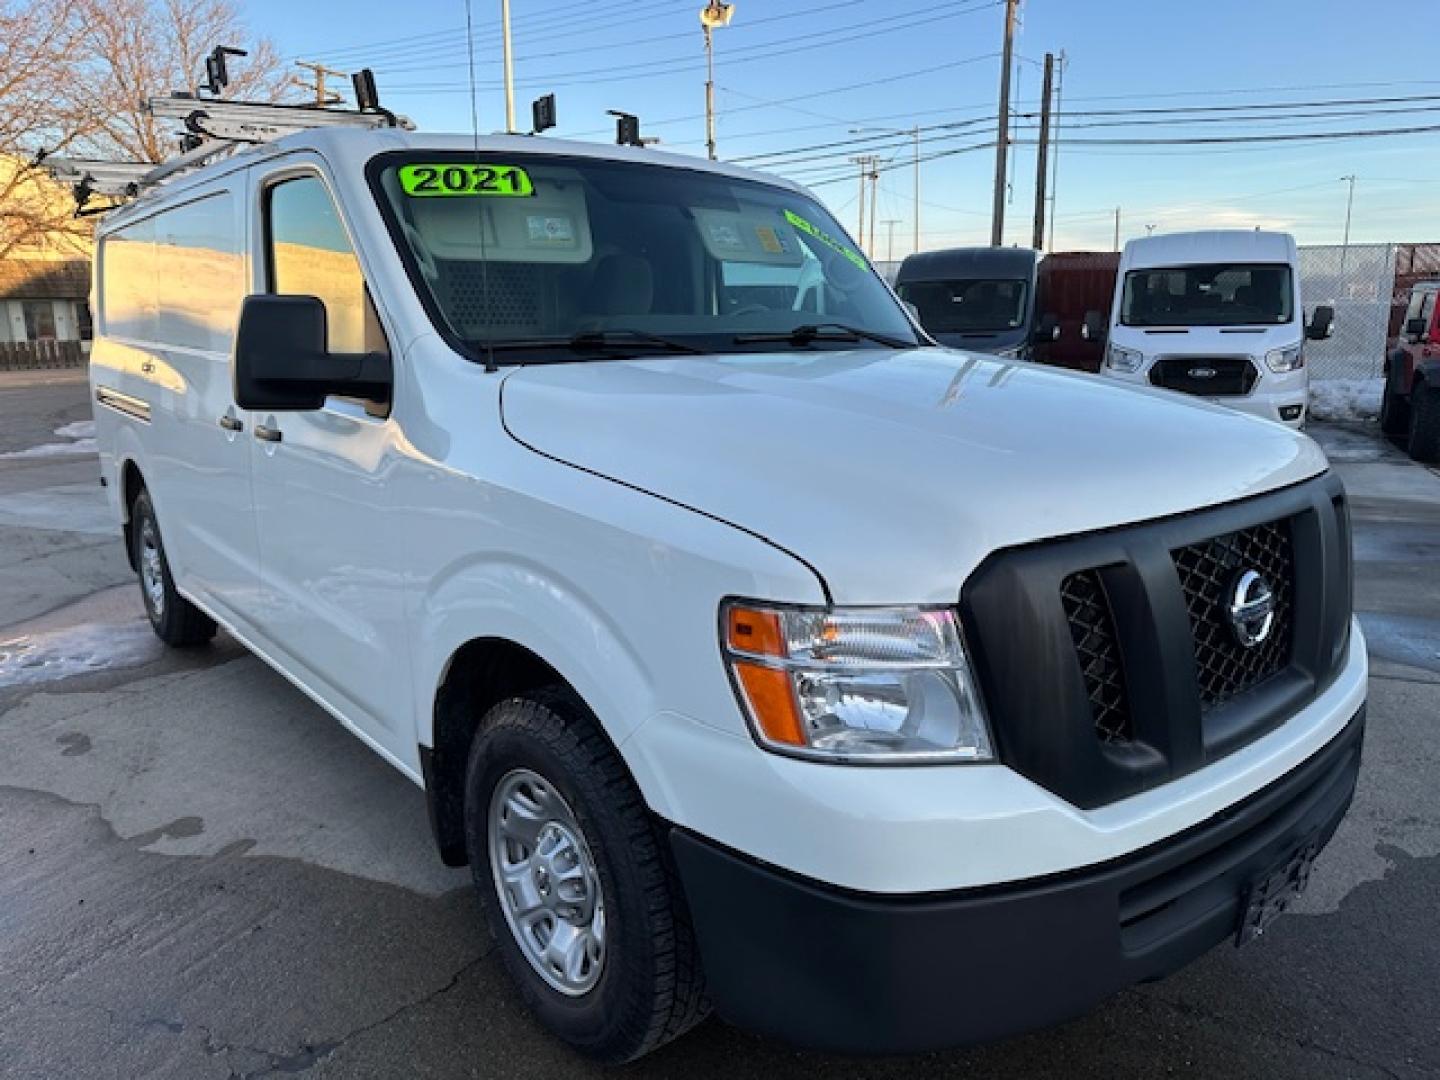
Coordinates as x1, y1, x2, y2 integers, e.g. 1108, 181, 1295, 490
883, 218, 901, 263
868, 161, 880, 257
1047, 49, 1066, 252
852, 156, 869, 249
1113, 207, 1121, 252
700, 2, 735, 160
990, 0, 1019, 246
850, 125, 921, 253
293, 60, 347, 106
1339, 174, 1356, 279
1031, 51, 1054, 251
501, 0, 516, 133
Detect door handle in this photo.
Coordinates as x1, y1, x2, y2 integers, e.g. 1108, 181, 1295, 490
254, 424, 283, 443
218, 415, 244, 432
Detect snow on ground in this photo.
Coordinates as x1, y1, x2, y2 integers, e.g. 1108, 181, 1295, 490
0, 619, 163, 688
1309, 378, 1383, 423
0, 420, 97, 459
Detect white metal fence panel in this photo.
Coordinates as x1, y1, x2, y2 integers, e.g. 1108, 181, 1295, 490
1297, 243, 1395, 382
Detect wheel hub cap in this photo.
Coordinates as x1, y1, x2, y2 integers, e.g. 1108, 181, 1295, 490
139, 520, 165, 616
489, 769, 606, 996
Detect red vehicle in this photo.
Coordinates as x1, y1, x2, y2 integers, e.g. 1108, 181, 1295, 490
1382, 280, 1440, 462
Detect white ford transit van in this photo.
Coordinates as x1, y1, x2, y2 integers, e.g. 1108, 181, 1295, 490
1097, 230, 1334, 427
89, 130, 1366, 1061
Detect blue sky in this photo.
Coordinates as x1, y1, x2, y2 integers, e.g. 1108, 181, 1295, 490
245, 0, 1440, 257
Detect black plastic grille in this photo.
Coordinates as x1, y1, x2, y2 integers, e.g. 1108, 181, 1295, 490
1149, 356, 1258, 397
1061, 569, 1132, 744
1173, 520, 1294, 709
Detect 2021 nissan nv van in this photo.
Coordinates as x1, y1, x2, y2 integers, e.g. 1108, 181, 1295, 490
89, 130, 1365, 1062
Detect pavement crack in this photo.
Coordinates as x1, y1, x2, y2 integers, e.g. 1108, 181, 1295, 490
250, 950, 495, 1077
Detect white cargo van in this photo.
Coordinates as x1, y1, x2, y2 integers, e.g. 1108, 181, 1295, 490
1096, 230, 1333, 427
87, 130, 1366, 1061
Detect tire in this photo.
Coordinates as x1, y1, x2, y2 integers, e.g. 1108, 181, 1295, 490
1379, 356, 1410, 440
1408, 381, 1440, 464
464, 689, 709, 1063
130, 488, 217, 647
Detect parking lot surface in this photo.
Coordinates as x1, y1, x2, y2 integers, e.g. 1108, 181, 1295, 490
1, 369, 1437, 1079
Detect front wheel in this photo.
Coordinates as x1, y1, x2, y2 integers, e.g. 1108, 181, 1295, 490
464, 690, 709, 1063
131, 488, 217, 647
1407, 382, 1440, 464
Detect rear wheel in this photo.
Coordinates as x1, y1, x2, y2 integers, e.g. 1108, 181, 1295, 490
1407, 381, 1440, 464
131, 488, 217, 647
1379, 356, 1411, 440
464, 690, 709, 1062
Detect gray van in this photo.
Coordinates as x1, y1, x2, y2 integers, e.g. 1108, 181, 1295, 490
895, 246, 1052, 357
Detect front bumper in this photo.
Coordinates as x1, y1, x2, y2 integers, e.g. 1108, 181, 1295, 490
670, 705, 1364, 1055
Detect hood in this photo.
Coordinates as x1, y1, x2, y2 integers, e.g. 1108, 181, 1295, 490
1109, 322, 1303, 354
500, 348, 1328, 603
929, 327, 1029, 354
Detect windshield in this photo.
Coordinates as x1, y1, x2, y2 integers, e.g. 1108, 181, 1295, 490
1120, 263, 1294, 327
371, 152, 921, 360
896, 277, 1029, 333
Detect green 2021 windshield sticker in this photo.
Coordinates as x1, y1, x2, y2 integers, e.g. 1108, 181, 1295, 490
783, 209, 867, 271
398, 163, 535, 197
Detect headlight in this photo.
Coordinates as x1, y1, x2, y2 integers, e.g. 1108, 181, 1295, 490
1105, 343, 1144, 372
1265, 344, 1305, 373
720, 601, 994, 763
996, 345, 1024, 359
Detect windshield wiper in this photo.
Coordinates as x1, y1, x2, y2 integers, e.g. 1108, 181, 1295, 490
732, 322, 912, 349
482, 329, 705, 357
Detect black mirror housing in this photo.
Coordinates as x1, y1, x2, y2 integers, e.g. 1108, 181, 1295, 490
234, 295, 392, 411
1305, 303, 1336, 342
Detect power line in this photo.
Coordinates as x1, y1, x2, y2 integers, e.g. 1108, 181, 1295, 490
382, 2, 1001, 93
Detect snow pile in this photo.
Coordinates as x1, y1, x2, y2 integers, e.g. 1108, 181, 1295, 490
0, 420, 97, 459
1309, 378, 1383, 423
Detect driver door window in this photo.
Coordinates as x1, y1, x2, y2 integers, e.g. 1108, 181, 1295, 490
265, 174, 388, 357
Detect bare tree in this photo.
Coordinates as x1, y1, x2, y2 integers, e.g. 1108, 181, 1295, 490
0, 0, 91, 260
65, 0, 292, 163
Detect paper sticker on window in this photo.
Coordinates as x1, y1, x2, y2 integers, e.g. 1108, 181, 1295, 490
755, 225, 785, 254
399, 163, 535, 197
707, 222, 745, 251
527, 215, 575, 243
783, 209, 867, 271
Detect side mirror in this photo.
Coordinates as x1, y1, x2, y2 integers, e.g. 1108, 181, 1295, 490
1033, 313, 1059, 344
1306, 304, 1336, 342
1404, 315, 1426, 340
1081, 310, 1107, 344
233, 295, 391, 411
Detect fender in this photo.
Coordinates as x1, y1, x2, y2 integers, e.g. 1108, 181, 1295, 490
413, 552, 655, 756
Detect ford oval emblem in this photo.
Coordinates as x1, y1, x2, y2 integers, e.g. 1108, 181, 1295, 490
1188, 365, 1218, 379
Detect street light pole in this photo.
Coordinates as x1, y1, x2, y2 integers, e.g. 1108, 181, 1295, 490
1339, 174, 1356, 279
700, 2, 735, 161
501, 0, 516, 133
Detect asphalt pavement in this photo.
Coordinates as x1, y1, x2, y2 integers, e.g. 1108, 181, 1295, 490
1, 369, 1436, 1079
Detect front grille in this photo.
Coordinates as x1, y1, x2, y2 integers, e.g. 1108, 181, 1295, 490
960, 474, 1352, 810
1061, 570, 1132, 744
1173, 520, 1294, 709
1149, 355, 1257, 396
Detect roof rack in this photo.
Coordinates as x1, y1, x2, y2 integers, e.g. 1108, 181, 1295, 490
38, 46, 412, 215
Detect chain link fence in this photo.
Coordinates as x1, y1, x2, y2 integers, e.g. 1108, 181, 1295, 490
1296, 243, 1396, 382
